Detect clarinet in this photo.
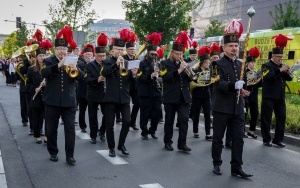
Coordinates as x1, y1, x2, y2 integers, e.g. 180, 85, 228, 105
32, 78, 45, 100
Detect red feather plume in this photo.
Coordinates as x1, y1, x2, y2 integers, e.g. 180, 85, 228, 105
225, 19, 243, 39
97, 33, 109, 46
69, 40, 77, 50
33, 29, 43, 42
128, 31, 138, 43
119, 28, 131, 42
157, 48, 164, 59
39, 39, 53, 51
248, 46, 260, 58
175, 31, 192, 52
272, 34, 292, 48
198, 46, 211, 56
81, 44, 95, 56
191, 41, 198, 49
146, 32, 163, 45
56, 25, 74, 44
26, 40, 32, 46
110, 38, 115, 46
210, 42, 220, 53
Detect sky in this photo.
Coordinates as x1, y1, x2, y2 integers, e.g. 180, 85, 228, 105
0, 0, 126, 35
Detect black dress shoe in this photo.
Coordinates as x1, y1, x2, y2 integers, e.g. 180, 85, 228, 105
142, 135, 149, 140
150, 133, 158, 139
131, 125, 139, 130
66, 157, 76, 165
272, 141, 285, 147
194, 133, 199, 138
99, 134, 106, 142
247, 132, 257, 139
22, 122, 28, 127
205, 135, 213, 140
165, 144, 174, 151
213, 166, 222, 175
116, 117, 122, 123
81, 129, 87, 133
90, 138, 97, 144
178, 145, 191, 152
231, 168, 253, 178
109, 149, 116, 157
225, 142, 232, 149
36, 138, 42, 144
50, 155, 58, 162
117, 146, 130, 155
264, 142, 272, 147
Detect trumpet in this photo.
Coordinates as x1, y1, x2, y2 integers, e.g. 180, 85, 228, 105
180, 57, 197, 81
118, 54, 128, 76
280, 63, 294, 79
64, 65, 79, 78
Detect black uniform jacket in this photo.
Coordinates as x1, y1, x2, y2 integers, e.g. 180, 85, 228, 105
161, 59, 192, 104
27, 66, 44, 108
191, 67, 211, 99
211, 55, 246, 115
245, 67, 262, 103
85, 60, 105, 103
101, 56, 134, 104
41, 55, 81, 107
137, 58, 161, 97
261, 60, 293, 100
19, 58, 31, 93
76, 60, 88, 99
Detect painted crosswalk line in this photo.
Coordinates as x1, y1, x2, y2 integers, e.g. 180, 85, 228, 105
139, 183, 164, 188
96, 150, 129, 165
75, 130, 90, 139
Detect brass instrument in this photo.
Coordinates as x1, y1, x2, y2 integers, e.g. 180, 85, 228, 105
281, 63, 294, 80
246, 69, 262, 86
12, 46, 28, 84
25, 44, 39, 65
134, 42, 148, 60
12, 46, 26, 58
64, 65, 79, 78
118, 55, 128, 76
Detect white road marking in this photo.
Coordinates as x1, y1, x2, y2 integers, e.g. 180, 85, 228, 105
0, 150, 8, 188
139, 183, 164, 188
96, 150, 129, 165
75, 130, 90, 139
0, 158, 4, 173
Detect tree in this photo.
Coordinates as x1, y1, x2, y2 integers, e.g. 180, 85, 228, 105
2, 33, 18, 57
204, 19, 225, 38
269, 0, 300, 30
43, 0, 98, 45
15, 22, 30, 48
122, 0, 201, 45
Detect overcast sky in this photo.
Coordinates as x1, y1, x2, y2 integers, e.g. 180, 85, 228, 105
0, 0, 126, 35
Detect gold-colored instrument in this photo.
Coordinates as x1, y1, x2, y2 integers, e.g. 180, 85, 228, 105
64, 66, 79, 78
246, 69, 262, 86
12, 46, 28, 84
25, 44, 39, 65
12, 46, 26, 58
118, 55, 128, 76
134, 42, 148, 60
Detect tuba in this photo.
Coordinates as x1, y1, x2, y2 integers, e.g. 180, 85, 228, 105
12, 46, 28, 84
246, 69, 262, 86
134, 42, 148, 60
25, 44, 39, 65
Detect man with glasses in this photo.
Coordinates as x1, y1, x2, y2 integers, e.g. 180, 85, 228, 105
260, 36, 293, 147
41, 30, 82, 165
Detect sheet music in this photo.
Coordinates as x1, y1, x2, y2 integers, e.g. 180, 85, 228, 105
127, 60, 140, 70
64, 55, 79, 66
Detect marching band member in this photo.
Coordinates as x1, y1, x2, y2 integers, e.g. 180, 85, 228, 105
261, 34, 293, 147
85, 33, 108, 144
184, 41, 198, 64
191, 46, 212, 140
41, 25, 82, 165
211, 20, 252, 177
161, 31, 192, 152
137, 32, 162, 140
101, 31, 138, 157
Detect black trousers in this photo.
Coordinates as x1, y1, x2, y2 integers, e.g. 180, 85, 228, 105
45, 105, 76, 158
88, 101, 106, 139
139, 96, 162, 136
25, 93, 33, 130
192, 97, 211, 135
129, 90, 140, 127
105, 103, 130, 149
164, 103, 189, 146
19, 92, 28, 123
78, 97, 87, 130
245, 100, 259, 132
212, 111, 244, 170
32, 106, 45, 138
261, 98, 286, 143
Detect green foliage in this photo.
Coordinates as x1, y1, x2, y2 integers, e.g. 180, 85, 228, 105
43, 0, 98, 43
15, 23, 30, 48
2, 33, 18, 57
269, 0, 300, 30
204, 19, 225, 37
122, 0, 201, 45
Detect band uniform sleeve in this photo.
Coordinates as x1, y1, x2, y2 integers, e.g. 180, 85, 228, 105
101, 60, 118, 77
262, 63, 277, 81
214, 61, 235, 93
138, 61, 152, 83
41, 57, 59, 78
84, 63, 100, 86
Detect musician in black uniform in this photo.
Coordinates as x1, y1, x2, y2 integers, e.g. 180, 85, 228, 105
27, 45, 47, 144
41, 32, 82, 165
244, 47, 262, 139
211, 30, 252, 178
85, 33, 107, 144
261, 39, 293, 147
191, 46, 212, 140
76, 44, 94, 133
137, 34, 162, 140
102, 37, 138, 157
123, 41, 139, 130
161, 33, 192, 152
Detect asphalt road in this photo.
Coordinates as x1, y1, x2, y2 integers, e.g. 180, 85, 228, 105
0, 75, 300, 188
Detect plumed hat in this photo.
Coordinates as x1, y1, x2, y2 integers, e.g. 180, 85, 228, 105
95, 33, 109, 53
157, 48, 164, 59
173, 30, 192, 52
198, 46, 211, 62
55, 25, 74, 47
271, 34, 292, 54
80, 44, 95, 56
37, 39, 53, 55
146, 32, 162, 51
223, 19, 243, 44
210, 42, 221, 56
189, 41, 198, 55
246, 46, 260, 63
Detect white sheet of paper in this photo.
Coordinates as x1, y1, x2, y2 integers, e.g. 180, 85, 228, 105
64, 55, 79, 66
127, 60, 140, 70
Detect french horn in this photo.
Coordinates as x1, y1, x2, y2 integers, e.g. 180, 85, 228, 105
246, 69, 262, 86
